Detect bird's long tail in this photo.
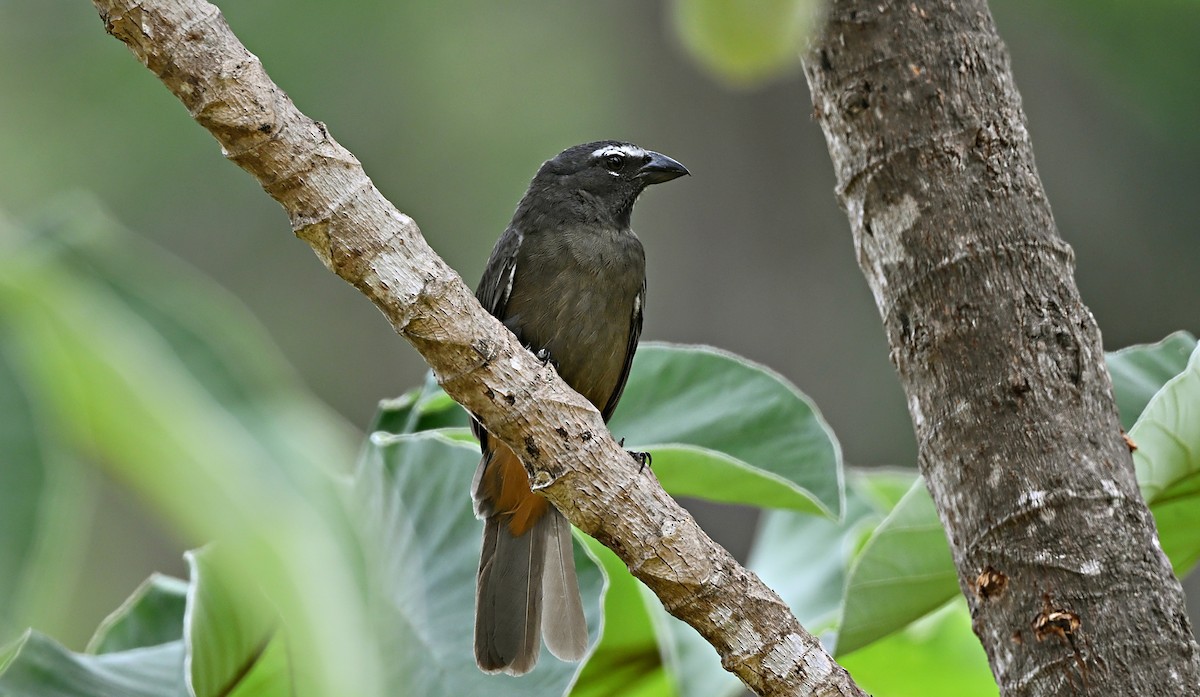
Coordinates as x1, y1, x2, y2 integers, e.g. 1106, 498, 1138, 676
473, 444, 587, 674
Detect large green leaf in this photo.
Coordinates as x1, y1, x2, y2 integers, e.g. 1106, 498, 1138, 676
1131, 344, 1200, 573
813, 333, 1200, 659
0, 201, 382, 696
839, 598, 996, 697
1106, 331, 1196, 429
570, 538, 674, 697
574, 329, 1200, 690
753, 469, 910, 646
629, 468, 944, 692
637, 468, 911, 697
572, 475, 898, 697
0, 318, 93, 644
0, 631, 187, 697
353, 431, 604, 696
849, 467, 920, 512
670, 0, 819, 86
836, 480, 957, 656
815, 334, 1200, 658
372, 370, 468, 435
0, 542, 332, 696
610, 343, 843, 517
0, 339, 44, 638
653, 609, 740, 697
378, 343, 844, 518
87, 574, 188, 654
185, 547, 287, 697
222, 637, 290, 697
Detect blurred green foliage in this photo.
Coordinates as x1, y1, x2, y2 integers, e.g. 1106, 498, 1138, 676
0, 199, 380, 695
1, 0, 1198, 695
0, 200, 846, 694
2, 0, 1197, 519
671, 0, 818, 86
668, 0, 1200, 146
2, 199, 1196, 695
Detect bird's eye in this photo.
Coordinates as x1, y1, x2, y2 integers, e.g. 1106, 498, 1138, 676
602, 153, 625, 172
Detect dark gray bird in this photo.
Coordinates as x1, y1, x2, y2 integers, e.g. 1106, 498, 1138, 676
472, 141, 688, 675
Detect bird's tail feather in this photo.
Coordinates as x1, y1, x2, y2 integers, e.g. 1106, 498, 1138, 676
475, 506, 587, 674
473, 444, 588, 674
540, 509, 588, 661
475, 514, 546, 675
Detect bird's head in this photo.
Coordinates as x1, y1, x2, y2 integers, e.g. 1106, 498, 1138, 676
520, 141, 689, 229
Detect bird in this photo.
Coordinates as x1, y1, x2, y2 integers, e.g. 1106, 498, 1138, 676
471, 141, 688, 675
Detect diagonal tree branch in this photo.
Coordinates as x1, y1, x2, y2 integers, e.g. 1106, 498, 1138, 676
803, 0, 1200, 694
87, 1, 865, 694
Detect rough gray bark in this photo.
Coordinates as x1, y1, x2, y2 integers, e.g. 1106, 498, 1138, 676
804, 1, 1200, 694
88, 0, 866, 694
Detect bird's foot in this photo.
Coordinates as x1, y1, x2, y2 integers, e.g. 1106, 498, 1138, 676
534, 348, 558, 371
619, 438, 653, 473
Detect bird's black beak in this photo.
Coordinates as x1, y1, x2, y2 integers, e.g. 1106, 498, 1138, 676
636, 151, 690, 184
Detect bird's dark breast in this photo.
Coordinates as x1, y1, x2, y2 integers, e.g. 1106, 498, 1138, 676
503, 229, 644, 413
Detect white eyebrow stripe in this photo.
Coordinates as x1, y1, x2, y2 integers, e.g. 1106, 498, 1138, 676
592, 144, 647, 161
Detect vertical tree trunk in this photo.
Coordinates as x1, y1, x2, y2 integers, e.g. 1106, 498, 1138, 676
804, 1, 1199, 694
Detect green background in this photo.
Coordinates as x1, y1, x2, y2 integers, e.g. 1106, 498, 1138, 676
0, 0, 1196, 665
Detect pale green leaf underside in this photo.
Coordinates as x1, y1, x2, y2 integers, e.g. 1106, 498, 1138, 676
840, 599, 997, 697
570, 537, 673, 697
1107, 331, 1196, 429
836, 480, 957, 656
87, 574, 188, 655
1130, 344, 1200, 573
0, 631, 187, 697
354, 432, 604, 695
